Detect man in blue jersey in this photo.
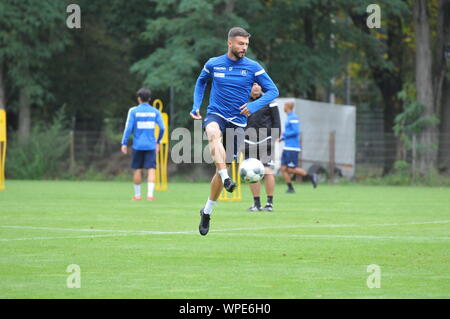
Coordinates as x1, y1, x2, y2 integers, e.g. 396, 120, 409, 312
190, 27, 279, 236
121, 88, 165, 201
279, 101, 317, 193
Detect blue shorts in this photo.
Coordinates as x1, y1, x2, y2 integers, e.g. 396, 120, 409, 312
203, 114, 245, 164
131, 149, 156, 169
281, 150, 299, 168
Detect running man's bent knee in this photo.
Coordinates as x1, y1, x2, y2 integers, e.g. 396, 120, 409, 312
205, 122, 222, 142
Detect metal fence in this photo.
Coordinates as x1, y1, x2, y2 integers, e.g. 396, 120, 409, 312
68, 129, 450, 179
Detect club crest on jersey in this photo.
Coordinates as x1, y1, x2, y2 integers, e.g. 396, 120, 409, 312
229, 67, 233, 71
241, 69, 248, 76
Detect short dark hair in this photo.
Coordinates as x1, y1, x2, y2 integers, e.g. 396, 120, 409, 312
228, 27, 251, 39
136, 88, 151, 102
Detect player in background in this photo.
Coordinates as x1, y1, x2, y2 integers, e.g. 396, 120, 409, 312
121, 88, 165, 201
278, 101, 317, 193
190, 27, 279, 236
244, 83, 281, 212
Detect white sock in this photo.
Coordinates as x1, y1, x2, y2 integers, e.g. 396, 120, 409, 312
218, 169, 229, 183
148, 182, 155, 197
204, 199, 217, 215
134, 184, 141, 197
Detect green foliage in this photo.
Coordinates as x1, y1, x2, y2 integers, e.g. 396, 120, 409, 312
394, 83, 440, 154
356, 159, 450, 186
395, 83, 439, 135
46, 0, 144, 129
0, 0, 71, 104
131, 0, 252, 127
6, 108, 69, 179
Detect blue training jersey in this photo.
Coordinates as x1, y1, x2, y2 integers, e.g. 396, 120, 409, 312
192, 54, 279, 127
121, 103, 165, 151
281, 111, 301, 151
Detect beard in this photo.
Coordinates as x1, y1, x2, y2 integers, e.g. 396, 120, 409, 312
231, 48, 246, 60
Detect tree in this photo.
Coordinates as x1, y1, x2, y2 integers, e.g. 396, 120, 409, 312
436, 0, 450, 171
345, 0, 410, 174
247, 0, 342, 100
46, 2, 143, 130
413, 0, 439, 174
0, 63, 5, 110
131, 0, 252, 128
0, 0, 70, 143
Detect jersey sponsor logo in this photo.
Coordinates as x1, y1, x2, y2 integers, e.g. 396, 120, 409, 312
289, 120, 299, 123
136, 112, 156, 117
241, 69, 248, 76
137, 121, 155, 129
214, 72, 225, 78
214, 67, 226, 70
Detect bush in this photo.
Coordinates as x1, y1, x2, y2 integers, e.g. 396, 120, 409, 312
356, 161, 450, 187
6, 110, 69, 179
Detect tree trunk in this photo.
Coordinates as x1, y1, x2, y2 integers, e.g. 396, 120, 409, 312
18, 89, 31, 144
0, 63, 5, 110
439, 79, 450, 170
304, 11, 317, 100
434, 0, 449, 114
349, 12, 404, 175
414, 0, 438, 174
225, 0, 235, 13
437, 0, 450, 171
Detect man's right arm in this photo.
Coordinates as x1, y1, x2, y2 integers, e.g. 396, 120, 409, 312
121, 108, 134, 146
283, 119, 300, 139
270, 103, 281, 140
191, 60, 212, 117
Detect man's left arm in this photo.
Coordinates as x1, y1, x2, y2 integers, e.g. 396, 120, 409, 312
246, 67, 279, 114
156, 112, 165, 148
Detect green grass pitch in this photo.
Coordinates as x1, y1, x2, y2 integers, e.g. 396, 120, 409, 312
0, 180, 449, 298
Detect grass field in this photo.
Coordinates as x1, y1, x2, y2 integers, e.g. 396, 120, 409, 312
0, 180, 449, 298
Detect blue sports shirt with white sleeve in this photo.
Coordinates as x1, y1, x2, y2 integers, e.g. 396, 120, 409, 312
280, 111, 301, 151
121, 103, 165, 150
192, 54, 279, 127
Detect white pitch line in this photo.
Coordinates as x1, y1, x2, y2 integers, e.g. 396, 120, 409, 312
211, 233, 450, 241
0, 220, 450, 242
1, 232, 449, 242
1, 219, 450, 235
0, 225, 195, 235
0, 233, 135, 242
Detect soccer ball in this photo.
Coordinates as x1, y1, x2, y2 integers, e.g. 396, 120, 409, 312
239, 158, 265, 184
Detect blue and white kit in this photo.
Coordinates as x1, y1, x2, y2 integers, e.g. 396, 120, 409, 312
280, 111, 301, 152
192, 54, 279, 126
121, 103, 165, 150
